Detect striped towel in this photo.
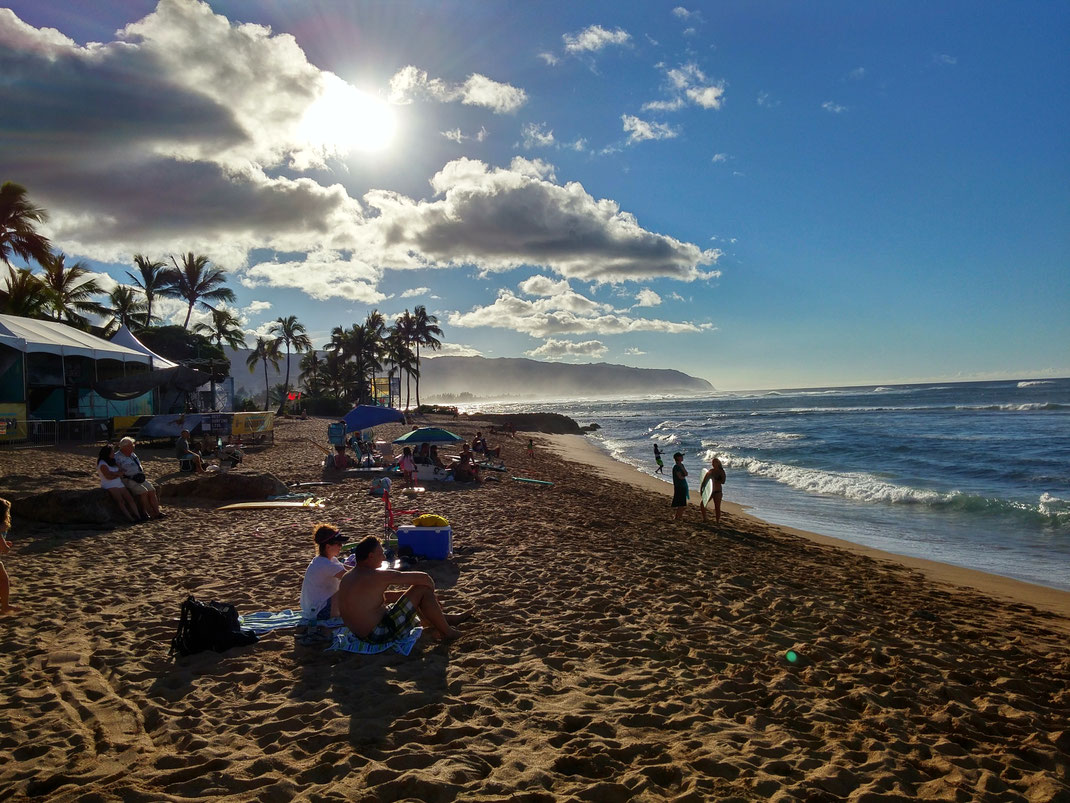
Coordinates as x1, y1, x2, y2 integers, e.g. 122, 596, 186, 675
240, 610, 422, 655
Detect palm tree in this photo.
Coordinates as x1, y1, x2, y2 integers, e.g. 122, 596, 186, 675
299, 350, 324, 395
102, 286, 150, 335
37, 251, 106, 327
163, 252, 236, 329
384, 326, 415, 409
126, 254, 168, 324
268, 315, 313, 413
364, 310, 387, 404
245, 336, 282, 410
0, 266, 51, 317
411, 305, 442, 407
194, 308, 248, 407
0, 182, 52, 268
394, 310, 416, 408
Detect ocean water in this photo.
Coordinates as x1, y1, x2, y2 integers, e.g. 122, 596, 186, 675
467, 379, 1070, 591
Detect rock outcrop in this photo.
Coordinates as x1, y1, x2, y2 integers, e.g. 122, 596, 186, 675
158, 471, 287, 501
11, 489, 126, 525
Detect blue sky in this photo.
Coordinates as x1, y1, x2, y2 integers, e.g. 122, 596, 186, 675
1, 0, 1067, 389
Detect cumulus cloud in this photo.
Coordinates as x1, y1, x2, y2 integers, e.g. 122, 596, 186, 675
672, 7, 702, 21
242, 250, 386, 303
643, 62, 725, 112
450, 277, 711, 338
400, 287, 430, 298
622, 115, 679, 144
634, 288, 661, 307
426, 342, 484, 358
563, 25, 630, 54
525, 338, 607, 361
388, 65, 527, 113
822, 100, 847, 114
521, 122, 556, 149
0, 4, 716, 300
537, 52, 558, 66
244, 300, 272, 316
623, 347, 646, 355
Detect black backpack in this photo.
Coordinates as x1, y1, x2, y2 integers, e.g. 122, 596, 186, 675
169, 595, 259, 657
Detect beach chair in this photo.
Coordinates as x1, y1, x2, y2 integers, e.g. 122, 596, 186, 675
327, 421, 347, 447
383, 491, 419, 534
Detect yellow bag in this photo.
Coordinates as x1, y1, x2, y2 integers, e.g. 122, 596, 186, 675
413, 513, 449, 528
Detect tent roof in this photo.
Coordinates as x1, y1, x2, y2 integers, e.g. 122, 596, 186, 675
0, 314, 151, 363
109, 324, 178, 368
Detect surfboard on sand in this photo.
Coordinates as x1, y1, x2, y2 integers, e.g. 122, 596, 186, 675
400, 487, 425, 495
512, 476, 553, 486
218, 498, 326, 511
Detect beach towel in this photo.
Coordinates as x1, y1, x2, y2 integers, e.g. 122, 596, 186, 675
238, 610, 422, 655
328, 625, 423, 656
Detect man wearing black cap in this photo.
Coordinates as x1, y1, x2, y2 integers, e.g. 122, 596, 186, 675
337, 535, 470, 643
671, 452, 689, 521
299, 523, 351, 621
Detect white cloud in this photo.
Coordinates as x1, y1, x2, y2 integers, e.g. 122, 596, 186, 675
757, 91, 779, 108
537, 52, 559, 66
711, 153, 729, 163
442, 126, 488, 143
635, 288, 662, 307
450, 278, 712, 338
848, 67, 866, 80
672, 7, 701, 21
563, 25, 630, 54
622, 115, 679, 143
643, 62, 724, 112
427, 342, 484, 358
242, 250, 386, 303
822, 100, 847, 114
526, 338, 607, 361
0, 5, 716, 300
388, 65, 527, 113
521, 122, 556, 149
400, 287, 430, 298
244, 300, 272, 316
934, 53, 957, 66
623, 347, 646, 355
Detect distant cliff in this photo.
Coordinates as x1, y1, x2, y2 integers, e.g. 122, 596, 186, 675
420, 356, 713, 399
227, 351, 713, 402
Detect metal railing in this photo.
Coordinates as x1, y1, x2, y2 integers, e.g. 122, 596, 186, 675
0, 418, 111, 449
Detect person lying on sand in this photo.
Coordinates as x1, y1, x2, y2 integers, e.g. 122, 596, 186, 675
0, 498, 18, 616
337, 535, 470, 642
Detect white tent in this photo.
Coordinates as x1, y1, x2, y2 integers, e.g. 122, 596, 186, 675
109, 324, 178, 368
0, 314, 151, 364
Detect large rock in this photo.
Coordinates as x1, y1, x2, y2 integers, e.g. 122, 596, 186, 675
11, 489, 127, 525
158, 470, 287, 501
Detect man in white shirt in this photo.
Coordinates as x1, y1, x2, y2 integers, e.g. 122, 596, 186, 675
115, 437, 164, 520
299, 524, 350, 621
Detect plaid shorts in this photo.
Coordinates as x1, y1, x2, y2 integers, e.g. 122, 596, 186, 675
366, 597, 419, 644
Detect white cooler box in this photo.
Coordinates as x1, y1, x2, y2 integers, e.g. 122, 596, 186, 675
396, 525, 452, 560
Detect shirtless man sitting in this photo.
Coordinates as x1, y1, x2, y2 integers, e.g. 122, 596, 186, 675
337, 536, 469, 643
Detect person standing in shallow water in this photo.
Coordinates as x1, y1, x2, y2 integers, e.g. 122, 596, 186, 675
671, 452, 688, 521
653, 443, 664, 474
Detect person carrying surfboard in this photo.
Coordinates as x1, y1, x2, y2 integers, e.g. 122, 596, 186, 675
700, 456, 727, 525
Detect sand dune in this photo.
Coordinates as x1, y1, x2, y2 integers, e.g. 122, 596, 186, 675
1, 416, 1067, 801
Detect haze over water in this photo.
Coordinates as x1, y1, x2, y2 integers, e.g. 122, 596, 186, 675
470, 378, 1070, 591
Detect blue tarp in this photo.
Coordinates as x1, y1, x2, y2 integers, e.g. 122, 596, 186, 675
342, 405, 405, 433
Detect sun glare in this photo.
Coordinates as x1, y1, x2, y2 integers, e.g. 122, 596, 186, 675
301, 77, 397, 155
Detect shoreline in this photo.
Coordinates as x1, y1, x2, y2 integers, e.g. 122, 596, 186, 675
540, 432, 1070, 622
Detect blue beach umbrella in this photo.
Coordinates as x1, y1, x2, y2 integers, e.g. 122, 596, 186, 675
342, 405, 405, 432
393, 427, 464, 445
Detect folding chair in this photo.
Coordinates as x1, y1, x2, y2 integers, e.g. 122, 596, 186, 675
383, 490, 419, 534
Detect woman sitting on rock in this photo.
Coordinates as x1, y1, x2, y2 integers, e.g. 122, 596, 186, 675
97, 444, 142, 522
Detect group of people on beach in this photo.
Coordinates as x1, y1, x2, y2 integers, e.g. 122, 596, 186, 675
299, 523, 469, 643
97, 438, 166, 523
656, 444, 726, 525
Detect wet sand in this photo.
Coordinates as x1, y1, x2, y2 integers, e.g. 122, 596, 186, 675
0, 416, 1067, 801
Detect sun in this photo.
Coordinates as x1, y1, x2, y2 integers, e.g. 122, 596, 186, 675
301, 76, 397, 155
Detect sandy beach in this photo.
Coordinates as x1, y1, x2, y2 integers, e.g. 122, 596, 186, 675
1, 415, 1068, 801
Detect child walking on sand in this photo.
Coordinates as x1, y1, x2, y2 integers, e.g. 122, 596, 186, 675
527, 438, 535, 459
0, 498, 16, 616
